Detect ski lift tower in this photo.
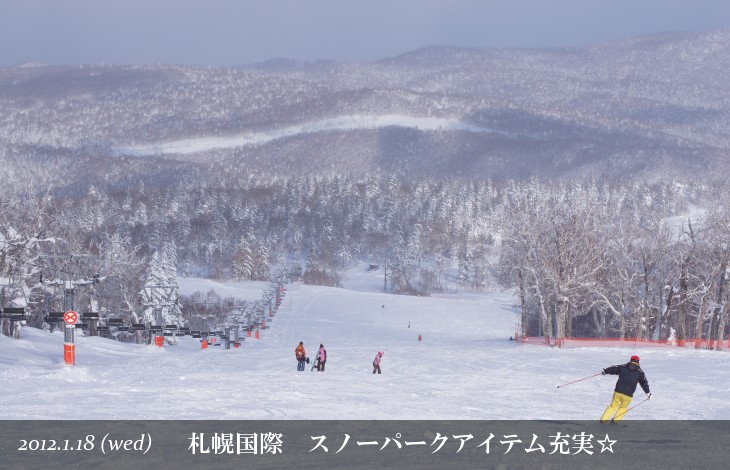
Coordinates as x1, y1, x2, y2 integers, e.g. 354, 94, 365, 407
40, 254, 100, 363
191, 300, 220, 347
40, 254, 100, 312
140, 284, 180, 346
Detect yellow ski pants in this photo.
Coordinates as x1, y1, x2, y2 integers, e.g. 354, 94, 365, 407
600, 392, 633, 422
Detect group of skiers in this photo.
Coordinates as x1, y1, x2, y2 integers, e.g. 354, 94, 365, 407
294, 342, 384, 374
294, 341, 328, 372
294, 345, 651, 421
292, 321, 423, 373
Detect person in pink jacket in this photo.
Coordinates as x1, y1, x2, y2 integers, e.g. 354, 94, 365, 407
372, 351, 383, 374
316, 344, 327, 372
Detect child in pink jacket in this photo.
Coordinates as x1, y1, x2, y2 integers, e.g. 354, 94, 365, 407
372, 351, 383, 374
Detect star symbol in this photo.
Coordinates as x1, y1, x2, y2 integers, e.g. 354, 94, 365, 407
597, 434, 617, 453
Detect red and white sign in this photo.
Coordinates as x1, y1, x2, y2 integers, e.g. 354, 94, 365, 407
63, 310, 78, 325
210, 337, 217, 344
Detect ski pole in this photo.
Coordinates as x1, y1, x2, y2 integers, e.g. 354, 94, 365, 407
556, 372, 603, 388
613, 396, 651, 420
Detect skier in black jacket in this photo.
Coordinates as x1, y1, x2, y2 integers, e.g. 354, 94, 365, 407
600, 355, 651, 422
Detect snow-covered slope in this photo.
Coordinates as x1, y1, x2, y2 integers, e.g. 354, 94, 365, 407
115, 115, 491, 156
1, 268, 728, 420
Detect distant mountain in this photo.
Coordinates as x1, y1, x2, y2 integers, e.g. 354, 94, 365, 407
1, 30, 729, 193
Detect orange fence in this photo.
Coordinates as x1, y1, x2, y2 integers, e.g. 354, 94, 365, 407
514, 332, 728, 351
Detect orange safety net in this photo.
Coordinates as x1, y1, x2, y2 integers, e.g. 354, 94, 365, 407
515, 334, 728, 351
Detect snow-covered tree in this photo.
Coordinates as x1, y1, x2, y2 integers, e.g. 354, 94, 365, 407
232, 236, 254, 280
139, 248, 183, 327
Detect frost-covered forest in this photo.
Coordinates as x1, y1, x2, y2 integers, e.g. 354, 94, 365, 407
1, 175, 728, 346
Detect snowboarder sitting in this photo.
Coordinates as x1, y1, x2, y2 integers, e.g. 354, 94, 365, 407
295, 341, 307, 371
372, 351, 383, 374
600, 355, 651, 422
317, 344, 327, 372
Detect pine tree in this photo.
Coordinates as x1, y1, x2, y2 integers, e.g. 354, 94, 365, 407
140, 248, 183, 327
232, 236, 254, 280
251, 238, 270, 281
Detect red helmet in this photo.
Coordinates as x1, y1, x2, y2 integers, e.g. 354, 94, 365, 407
630, 355, 640, 362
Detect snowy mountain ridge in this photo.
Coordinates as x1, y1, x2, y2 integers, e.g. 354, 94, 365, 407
1, 29, 729, 190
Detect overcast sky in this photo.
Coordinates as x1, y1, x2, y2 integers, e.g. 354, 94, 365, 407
2, 0, 729, 66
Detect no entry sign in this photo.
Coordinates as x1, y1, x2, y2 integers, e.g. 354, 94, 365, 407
63, 310, 78, 325
63, 311, 78, 366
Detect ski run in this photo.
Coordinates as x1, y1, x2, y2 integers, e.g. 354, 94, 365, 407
1, 265, 728, 420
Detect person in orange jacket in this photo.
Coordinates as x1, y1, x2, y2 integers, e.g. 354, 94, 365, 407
295, 341, 307, 371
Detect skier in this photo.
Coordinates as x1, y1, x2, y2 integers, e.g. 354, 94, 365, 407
295, 341, 307, 371
372, 351, 383, 374
600, 355, 651, 422
418, 334, 422, 342
317, 344, 327, 372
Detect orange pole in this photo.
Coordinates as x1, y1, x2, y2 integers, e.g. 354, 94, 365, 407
64, 343, 75, 365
